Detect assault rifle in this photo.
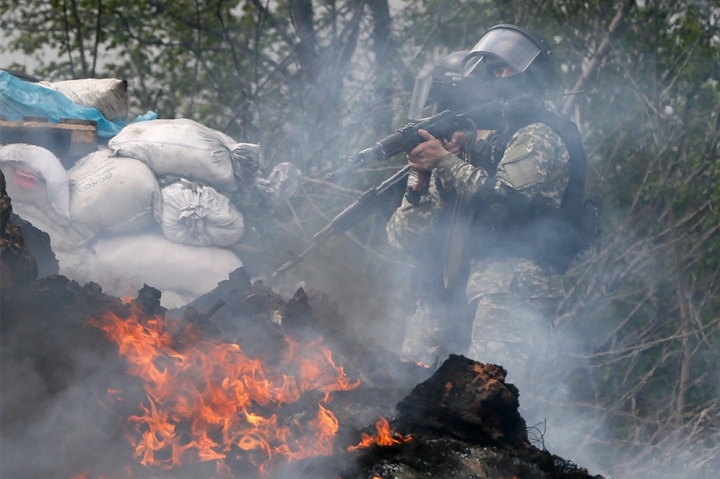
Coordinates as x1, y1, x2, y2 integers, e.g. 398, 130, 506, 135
272, 100, 520, 278
326, 109, 473, 181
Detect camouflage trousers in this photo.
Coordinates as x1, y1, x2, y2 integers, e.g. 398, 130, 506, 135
400, 293, 559, 374
467, 293, 561, 384
401, 297, 474, 366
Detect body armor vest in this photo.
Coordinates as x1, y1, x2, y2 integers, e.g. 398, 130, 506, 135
467, 104, 595, 275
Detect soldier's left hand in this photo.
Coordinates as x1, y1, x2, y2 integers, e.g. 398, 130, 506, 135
407, 129, 449, 171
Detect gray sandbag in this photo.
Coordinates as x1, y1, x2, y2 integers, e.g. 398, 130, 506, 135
108, 119, 260, 192
40, 78, 128, 121
68, 149, 162, 235
160, 181, 244, 247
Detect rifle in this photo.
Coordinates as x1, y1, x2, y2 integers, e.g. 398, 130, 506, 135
325, 109, 472, 181
272, 101, 514, 278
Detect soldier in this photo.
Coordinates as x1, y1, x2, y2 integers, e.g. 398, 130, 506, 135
387, 24, 590, 381
397, 50, 476, 366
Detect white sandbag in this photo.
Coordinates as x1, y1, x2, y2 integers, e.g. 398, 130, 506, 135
108, 119, 260, 192
9, 202, 95, 252
40, 78, 128, 121
68, 150, 162, 235
197, 129, 260, 189
0, 144, 93, 251
255, 162, 302, 208
230, 142, 262, 188
0, 144, 70, 218
160, 182, 244, 247
56, 234, 244, 308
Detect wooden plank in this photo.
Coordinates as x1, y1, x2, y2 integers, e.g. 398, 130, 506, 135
0, 117, 99, 169
0, 119, 97, 133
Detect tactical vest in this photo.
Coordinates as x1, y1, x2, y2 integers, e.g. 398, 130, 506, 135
466, 105, 601, 274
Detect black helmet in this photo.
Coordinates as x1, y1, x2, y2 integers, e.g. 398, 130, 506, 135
427, 50, 469, 106
462, 24, 555, 95
408, 51, 469, 119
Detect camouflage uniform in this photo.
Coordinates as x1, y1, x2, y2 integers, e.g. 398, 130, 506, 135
387, 121, 570, 378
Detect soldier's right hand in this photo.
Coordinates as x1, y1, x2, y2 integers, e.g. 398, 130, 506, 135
442, 131, 466, 155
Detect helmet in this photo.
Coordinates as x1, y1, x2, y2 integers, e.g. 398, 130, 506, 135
461, 24, 555, 96
408, 51, 469, 120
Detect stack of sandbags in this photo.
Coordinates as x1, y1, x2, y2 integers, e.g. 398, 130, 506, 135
0, 142, 245, 308
67, 149, 161, 236
0, 144, 94, 251
108, 118, 290, 249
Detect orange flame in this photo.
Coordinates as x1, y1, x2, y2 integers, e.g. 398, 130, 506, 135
87, 303, 359, 476
347, 417, 412, 451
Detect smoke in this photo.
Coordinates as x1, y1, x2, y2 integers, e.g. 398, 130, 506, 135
271, 245, 415, 354
4, 2, 720, 477
504, 310, 612, 477
0, 309, 139, 479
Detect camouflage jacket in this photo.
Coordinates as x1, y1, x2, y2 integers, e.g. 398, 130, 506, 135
387, 121, 570, 302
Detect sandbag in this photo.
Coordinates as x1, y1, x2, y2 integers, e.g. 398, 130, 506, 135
160, 181, 244, 247
68, 149, 162, 235
108, 119, 260, 192
0, 144, 70, 218
40, 78, 129, 121
56, 234, 244, 308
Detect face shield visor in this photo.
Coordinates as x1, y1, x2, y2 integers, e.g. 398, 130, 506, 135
461, 28, 541, 78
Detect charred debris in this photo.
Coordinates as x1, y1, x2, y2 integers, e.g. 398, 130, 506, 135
1, 169, 600, 479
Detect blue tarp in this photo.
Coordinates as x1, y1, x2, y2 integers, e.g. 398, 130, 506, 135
0, 71, 156, 138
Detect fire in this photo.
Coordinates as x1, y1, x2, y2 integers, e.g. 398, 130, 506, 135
347, 416, 412, 451
87, 301, 359, 476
